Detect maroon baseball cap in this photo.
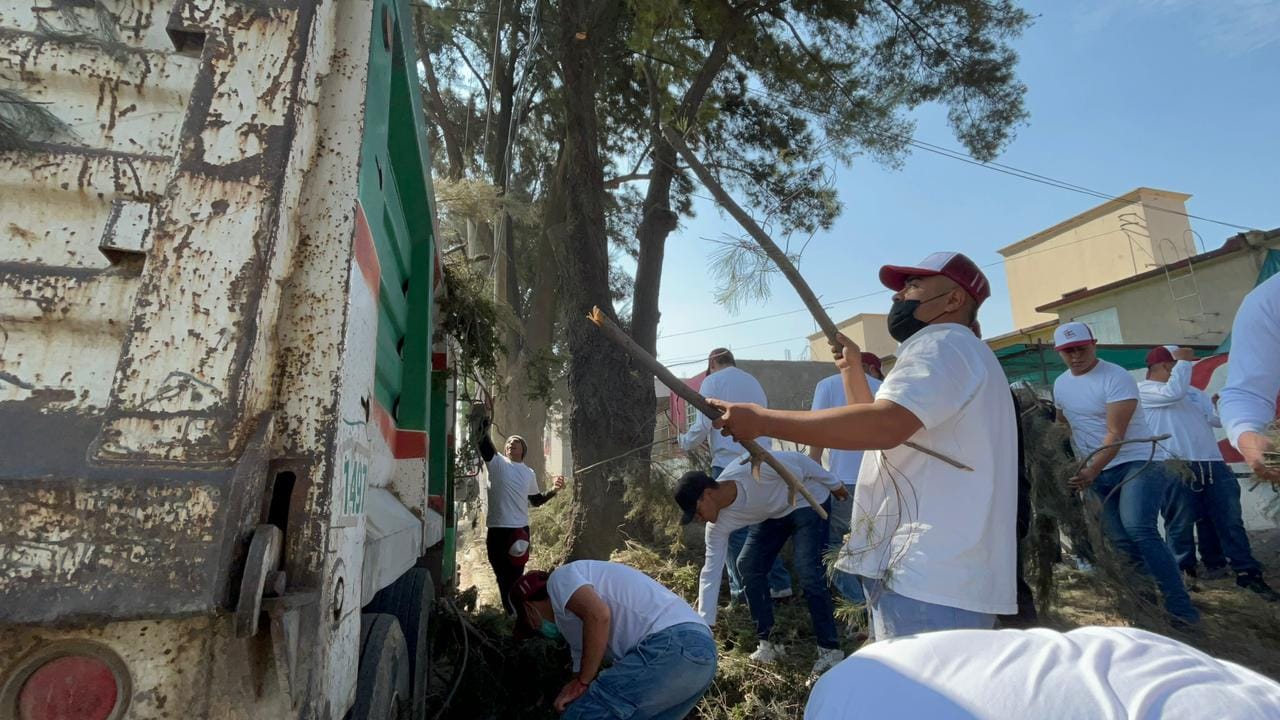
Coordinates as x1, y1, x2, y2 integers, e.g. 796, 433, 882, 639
511, 570, 551, 639
879, 252, 991, 305
1145, 346, 1177, 367
860, 352, 882, 372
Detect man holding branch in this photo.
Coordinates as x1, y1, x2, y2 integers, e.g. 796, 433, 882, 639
708, 252, 1018, 640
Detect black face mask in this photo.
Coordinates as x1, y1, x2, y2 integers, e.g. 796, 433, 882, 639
887, 292, 951, 342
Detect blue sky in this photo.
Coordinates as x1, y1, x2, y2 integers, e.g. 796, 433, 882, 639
648, 0, 1280, 371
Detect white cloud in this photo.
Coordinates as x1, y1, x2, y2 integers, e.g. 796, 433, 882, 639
1138, 0, 1280, 54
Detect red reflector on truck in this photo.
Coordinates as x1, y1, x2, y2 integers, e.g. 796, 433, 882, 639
17, 655, 119, 720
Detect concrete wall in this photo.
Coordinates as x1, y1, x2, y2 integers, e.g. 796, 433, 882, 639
807, 313, 896, 361
1052, 247, 1270, 346
1001, 189, 1194, 328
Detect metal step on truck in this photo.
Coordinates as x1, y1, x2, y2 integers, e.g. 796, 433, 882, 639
0, 0, 460, 717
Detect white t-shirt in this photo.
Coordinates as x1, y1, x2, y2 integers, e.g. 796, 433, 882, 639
811, 373, 883, 483
484, 455, 539, 528
1139, 360, 1224, 462
805, 626, 1280, 720
836, 323, 1017, 615
698, 451, 841, 624
1054, 359, 1167, 468
547, 560, 705, 672
1220, 272, 1280, 446
679, 366, 772, 468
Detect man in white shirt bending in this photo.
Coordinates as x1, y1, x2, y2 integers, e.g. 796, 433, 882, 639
805, 625, 1280, 720
678, 348, 792, 602
1139, 345, 1279, 601
809, 353, 883, 604
710, 252, 1018, 640
673, 450, 846, 674
512, 561, 716, 719
1219, 273, 1280, 483
1052, 322, 1198, 625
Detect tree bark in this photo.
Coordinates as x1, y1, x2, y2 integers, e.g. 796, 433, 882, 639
414, 9, 466, 180
556, 0, 650, 560
630, 21, 744, 356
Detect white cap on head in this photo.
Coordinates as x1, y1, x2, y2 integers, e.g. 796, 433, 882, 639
1054, 321, 1096, 350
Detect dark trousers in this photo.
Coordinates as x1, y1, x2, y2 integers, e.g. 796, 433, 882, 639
1166, 461, 1260, 574
486, 526, 529, 614
740, 500, 839, 649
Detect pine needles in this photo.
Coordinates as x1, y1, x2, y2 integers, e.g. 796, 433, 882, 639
0, 89, 78, 151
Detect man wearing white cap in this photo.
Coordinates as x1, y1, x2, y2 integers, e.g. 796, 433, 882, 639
1219, 273, 1280, 484
709, 252, 1018, 639
1052, 323, 1199, 624
1141, 345, 1279, 601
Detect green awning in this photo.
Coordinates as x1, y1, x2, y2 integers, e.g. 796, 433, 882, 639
995, 343, 1189, 388
1216, 248, 1280, 354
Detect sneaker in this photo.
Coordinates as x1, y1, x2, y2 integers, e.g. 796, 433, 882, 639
749, 640, 784, 664
811, 646, 844, 675
1202, 566, 1231, 581
770, 587, 794, 600
1237, 572, 1280, 602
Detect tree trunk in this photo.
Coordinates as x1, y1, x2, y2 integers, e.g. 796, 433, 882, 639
556, 0, 651, 560
491, 156, 564, 488
630, 23, 744, 356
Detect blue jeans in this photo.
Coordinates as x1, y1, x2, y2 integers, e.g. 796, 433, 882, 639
1092, 460, 1199, 622
562, 623, 717, 720
1165, 461, 1259, 574
862, 578, 995, 640
1197, 514, 1226, 569
826, 489, 866, 603
739, 500, 839, 649
712, 465, 792, 598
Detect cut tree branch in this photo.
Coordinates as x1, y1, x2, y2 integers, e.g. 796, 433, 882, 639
663, 125, 973, 472
588, 306, 827, 519
603, 173, 652, 189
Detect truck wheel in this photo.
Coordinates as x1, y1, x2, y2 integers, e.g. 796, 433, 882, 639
365, 568, 434, 720
351, 613, 410, 720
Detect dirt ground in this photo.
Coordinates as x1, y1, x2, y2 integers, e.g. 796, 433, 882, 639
1048, 528, 1280, 679
444, 509, 1280, 718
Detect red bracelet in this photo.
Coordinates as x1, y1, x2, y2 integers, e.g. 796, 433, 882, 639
574, 677, 592, 688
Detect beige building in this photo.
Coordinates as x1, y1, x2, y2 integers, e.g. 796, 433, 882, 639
999, 188, 1198, 329
806, 312, 897, 361
1037, 230, 1280, 346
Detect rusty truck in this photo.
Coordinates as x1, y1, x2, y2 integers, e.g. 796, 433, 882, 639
0, 0, 460, 718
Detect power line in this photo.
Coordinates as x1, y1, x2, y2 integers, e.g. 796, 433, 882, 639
662, 334, 815, 368
655, 225, 1134, 346
739, 86, 1254, 233
658, 288, 889, 339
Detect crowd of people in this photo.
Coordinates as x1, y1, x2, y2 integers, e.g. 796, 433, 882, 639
475, 257, 1280, 718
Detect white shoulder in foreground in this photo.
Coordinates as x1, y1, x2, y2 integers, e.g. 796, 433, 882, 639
805, 626, 1280, 720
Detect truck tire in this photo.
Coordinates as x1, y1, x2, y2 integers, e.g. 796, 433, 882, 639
351, 613, 410, 720
365, 568, 434, 720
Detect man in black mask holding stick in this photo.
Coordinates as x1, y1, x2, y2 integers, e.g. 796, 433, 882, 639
709, 252, 1018, 640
